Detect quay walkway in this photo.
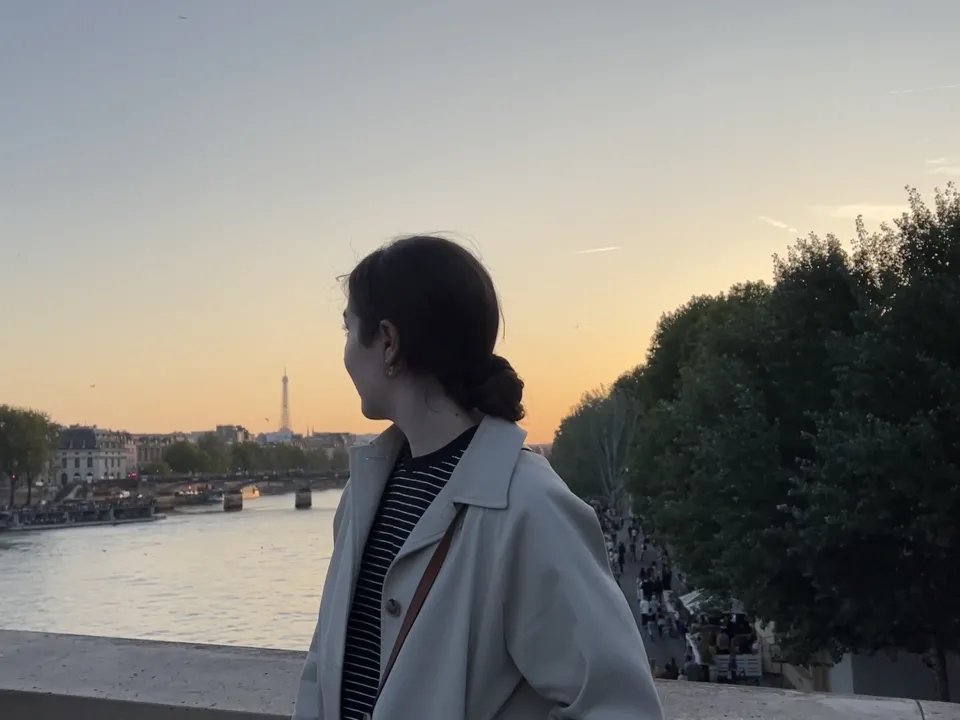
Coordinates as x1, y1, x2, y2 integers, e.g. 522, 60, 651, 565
614, 524, 689, 673
1, 630, 958, 719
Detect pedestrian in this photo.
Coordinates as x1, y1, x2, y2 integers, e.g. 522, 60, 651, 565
293, 235, 663, 720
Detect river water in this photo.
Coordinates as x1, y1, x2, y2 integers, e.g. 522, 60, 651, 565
0, 490, 342, 650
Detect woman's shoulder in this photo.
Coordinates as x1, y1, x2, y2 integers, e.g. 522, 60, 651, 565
505, 450, 594, 524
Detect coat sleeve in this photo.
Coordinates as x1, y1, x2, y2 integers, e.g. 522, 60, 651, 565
293, 482, 351, 719
292, 621, 324, 720
502, 471, 663, 719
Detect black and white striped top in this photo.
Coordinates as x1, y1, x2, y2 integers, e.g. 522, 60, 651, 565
340, 425, 478, 720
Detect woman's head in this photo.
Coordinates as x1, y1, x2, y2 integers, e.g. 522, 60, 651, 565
342, 235, 525, 423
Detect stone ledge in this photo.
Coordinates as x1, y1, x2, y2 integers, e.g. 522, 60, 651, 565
1, 630, 957, 719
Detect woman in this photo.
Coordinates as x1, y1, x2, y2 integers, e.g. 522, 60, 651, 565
293, 235, 662, 720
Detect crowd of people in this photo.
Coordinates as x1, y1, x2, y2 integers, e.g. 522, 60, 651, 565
594, 505, 759, 684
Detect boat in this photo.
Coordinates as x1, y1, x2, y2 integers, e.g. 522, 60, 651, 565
241, 485, 260, 500
174, 488, 224, 506
0, 501, 163, 532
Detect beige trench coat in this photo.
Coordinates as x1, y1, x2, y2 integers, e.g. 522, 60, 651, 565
293, 416, 662, 719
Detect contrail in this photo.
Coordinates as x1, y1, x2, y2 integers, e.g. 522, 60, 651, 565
572, 246, 621, 255
758, 216, 798, 233
888, 83, 960, 96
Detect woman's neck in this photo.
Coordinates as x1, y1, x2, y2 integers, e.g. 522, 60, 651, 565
391, 389, 478, 457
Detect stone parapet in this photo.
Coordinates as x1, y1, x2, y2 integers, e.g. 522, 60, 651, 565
1, 630, 957, 719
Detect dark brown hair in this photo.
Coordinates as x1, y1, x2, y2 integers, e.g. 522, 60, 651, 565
346, 235, 525, 422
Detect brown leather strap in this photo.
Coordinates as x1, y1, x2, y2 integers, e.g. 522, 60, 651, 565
376, 504, 467, 702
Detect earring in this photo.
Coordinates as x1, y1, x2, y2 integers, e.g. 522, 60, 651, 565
386, 366, 395, 377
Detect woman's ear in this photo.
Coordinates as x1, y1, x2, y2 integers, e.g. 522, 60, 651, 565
379, 319, 401, 371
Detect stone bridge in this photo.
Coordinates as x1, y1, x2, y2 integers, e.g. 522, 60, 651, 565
1, 630, 957, 719
144, 471, 348, 495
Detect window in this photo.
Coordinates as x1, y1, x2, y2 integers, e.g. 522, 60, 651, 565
87, 457, 93, 468
74, 457, 80, 468
62, 457, 67, 468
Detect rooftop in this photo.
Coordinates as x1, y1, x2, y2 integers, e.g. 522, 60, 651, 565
1, 630, 958, 719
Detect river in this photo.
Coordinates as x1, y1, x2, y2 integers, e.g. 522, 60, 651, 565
0, 490, 341, 651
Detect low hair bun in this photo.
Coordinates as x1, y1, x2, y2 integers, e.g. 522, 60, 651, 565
464, 354, 525, 422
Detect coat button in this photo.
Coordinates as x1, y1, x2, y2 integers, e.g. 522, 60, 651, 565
386, 598, 402, 617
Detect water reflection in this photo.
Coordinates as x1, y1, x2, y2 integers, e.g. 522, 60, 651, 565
0, 490, 341, 650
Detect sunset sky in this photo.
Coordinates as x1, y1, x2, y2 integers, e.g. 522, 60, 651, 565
2, 1, 958, 443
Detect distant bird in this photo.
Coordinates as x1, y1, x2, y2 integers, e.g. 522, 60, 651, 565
179, 15, 187, 20
89, 384, 96, 389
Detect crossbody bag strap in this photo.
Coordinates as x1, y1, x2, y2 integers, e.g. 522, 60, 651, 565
375, 503, 468, 703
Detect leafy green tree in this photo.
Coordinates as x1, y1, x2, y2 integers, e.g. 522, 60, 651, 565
272, 444, 307, 472
20, 410, 60, 506
0, 405, 26, 507
141, 460, 172, 476
330, 446, 349, 473
162, 441, 205, 474
231, 442, 265, 473
304, 448, 331, 473
0, 405, 59, 507
791, 184, 960, 700
617, 186, 960, 699
197, 432, 229, 473
550, 388, 638, 505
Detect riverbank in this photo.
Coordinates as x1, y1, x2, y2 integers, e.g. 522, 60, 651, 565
2, 514, 166, 533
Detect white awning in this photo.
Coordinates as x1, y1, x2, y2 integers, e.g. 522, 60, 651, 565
678, 590, 745, 615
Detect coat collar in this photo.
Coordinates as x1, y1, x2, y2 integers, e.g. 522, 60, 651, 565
346, 416, 528, 568
351, 415, 528, 510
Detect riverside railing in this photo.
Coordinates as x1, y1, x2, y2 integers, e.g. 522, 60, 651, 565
1, 630, 957, 719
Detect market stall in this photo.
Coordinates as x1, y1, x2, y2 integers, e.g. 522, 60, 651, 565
676, 590, 762, 682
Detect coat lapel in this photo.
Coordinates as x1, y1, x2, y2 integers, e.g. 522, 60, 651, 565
323, 430, 404, 720
323, 416, 528, 718
393, 416, 528, 563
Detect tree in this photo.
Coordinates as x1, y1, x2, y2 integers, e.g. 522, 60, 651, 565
197, 432, 229, 474
304, 448, 331, 473
0, 405, 59, 507
231, 442, 265, 473
329, 446, 349, 473
550, 387, 638, 506
20, 410, 60, 506
790, 184, 960, 700
0, 405, 26, 507
614, 186, 960, 700
141, 460, 172, 476
272, 444, 307, 472
163, 441, 206, 474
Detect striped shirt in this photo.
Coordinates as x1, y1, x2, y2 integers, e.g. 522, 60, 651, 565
340, 425, 478, 720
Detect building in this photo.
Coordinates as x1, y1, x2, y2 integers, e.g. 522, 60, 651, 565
258, 430, 297, 446
303, 431, 355, 454
55, 426, 137, 485
215, 425, 250, 444
133, 433, 187, 468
